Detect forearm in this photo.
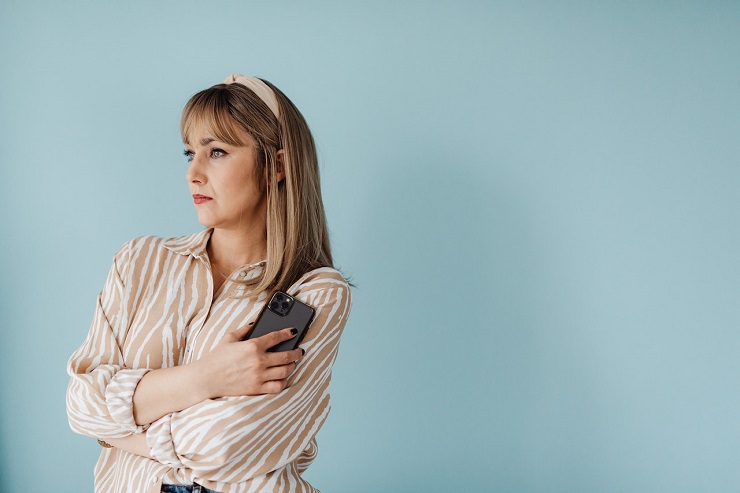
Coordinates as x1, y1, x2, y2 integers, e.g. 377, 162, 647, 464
133, 361, 209, 426
105, 432, 152, 458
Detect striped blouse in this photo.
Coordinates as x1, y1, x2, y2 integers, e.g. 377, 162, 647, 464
66, 228, 352, 493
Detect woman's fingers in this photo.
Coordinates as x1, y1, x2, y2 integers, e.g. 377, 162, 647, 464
228, 322, 255, 342
263, 347, 304, 368
262, 362, 297, 382
259, 380, 289, 394
249, 327, 298, 351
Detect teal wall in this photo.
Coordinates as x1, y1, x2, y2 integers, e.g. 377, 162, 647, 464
1, 1, 739, 491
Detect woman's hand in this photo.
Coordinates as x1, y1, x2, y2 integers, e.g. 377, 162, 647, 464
193, 325, 305, 400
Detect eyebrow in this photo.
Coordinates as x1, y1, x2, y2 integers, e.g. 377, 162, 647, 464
183, 136, 218, 146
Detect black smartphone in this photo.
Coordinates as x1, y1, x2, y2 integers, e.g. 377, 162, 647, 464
243, 291, 315, 352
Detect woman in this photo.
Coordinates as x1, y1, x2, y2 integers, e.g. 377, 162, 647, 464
66, 74, 352, 493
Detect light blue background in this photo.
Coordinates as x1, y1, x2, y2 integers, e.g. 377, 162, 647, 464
1, 1, 739, 491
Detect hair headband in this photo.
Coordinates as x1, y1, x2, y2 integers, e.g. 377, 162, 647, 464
222, 74, 280, 119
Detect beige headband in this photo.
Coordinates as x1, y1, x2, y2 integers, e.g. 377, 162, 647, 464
222, 74, 280, 118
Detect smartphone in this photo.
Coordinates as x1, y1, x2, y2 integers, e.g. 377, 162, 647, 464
243, 291, 315, 352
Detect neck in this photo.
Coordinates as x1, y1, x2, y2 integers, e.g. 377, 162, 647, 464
207, 226, 266, 274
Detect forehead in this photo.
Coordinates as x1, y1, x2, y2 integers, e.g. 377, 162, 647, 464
183, 112, 254, 148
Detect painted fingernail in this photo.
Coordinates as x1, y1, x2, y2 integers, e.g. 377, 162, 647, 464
290, 328, 298, 335
301, 348, 305, 356
248, 322, 254, 325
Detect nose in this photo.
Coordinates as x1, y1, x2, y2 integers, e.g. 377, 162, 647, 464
186, 153, 206, 185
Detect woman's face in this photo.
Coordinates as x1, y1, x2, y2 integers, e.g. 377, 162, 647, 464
184, 120, 266, 233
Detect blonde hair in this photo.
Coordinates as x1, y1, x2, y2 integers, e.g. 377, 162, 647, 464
180, 78, 334, 295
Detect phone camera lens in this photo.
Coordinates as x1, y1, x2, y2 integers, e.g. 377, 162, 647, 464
270, 302, 279, 311
276, 294, 284, 302
281, 301, 289, 310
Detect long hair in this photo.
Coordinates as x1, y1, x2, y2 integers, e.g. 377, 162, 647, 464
180, 79, 334, 295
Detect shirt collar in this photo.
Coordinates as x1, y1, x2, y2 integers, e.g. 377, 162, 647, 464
162, 228, 213, 259
161, 228, 268, 270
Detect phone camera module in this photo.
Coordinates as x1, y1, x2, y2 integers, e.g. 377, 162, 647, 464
269, 292, 294, 316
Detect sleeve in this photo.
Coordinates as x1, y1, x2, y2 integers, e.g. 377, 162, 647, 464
66, 239, 152, 439
145, 271, 352, 483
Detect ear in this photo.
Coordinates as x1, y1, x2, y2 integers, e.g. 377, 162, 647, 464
275, 149, 286, 183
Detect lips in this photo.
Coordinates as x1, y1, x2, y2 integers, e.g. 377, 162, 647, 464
192, 194, 213, 205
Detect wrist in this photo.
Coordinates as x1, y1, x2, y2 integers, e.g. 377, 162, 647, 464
188, 359, 216, 401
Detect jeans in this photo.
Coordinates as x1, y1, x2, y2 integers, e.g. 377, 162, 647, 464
161, 484, 220, 493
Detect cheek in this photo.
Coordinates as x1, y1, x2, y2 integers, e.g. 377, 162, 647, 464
238, 167, 264, 196
222, 173, 263, 207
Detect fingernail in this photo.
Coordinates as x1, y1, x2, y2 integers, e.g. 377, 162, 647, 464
290, 328, 298, 335
248, 322, 254, 325
301, 348, 305, 356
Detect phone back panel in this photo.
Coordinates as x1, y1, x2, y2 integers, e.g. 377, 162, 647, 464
246, 292, 315, 352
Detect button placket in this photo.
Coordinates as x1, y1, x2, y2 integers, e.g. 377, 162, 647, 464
185, 256, 219, 364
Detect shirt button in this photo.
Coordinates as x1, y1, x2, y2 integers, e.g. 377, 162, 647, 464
151, 475, 158, 484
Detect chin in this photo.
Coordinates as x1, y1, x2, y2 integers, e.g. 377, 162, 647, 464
195, 213, 217, 228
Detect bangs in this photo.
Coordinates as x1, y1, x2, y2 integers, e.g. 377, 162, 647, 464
180, 87, 251, 147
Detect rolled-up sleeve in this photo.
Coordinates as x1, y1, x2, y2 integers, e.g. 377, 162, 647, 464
145, 272, 352, 483
66, 241, 151, 439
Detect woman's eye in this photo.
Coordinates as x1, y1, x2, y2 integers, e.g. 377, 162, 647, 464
183, 150, 194, 162
211, 148, 227, 158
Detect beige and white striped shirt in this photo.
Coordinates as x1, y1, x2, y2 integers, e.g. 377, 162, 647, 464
66, 228, 352, 493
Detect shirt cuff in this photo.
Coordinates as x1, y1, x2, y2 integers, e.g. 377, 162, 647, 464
104, 368, 151, 433
146, 413, 182, 468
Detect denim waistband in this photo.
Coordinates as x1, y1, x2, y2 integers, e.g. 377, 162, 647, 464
161, 483, 220, 493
